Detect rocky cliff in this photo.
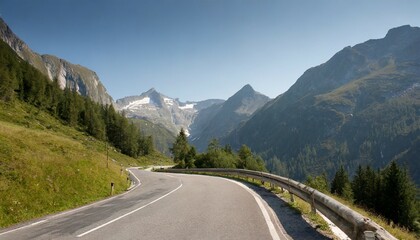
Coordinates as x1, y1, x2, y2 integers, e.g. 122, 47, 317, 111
0, 18, 113, 105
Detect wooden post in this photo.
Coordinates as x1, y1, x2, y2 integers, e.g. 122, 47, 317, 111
310, 190, 316, 214
288, 179, 294, 202
106, 142, 109, 168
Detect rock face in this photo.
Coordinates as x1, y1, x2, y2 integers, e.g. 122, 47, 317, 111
115, 88, 224, 136
0, 18, 113, 105
190, 84, 271, 151
225, 25, 420, 184
116, 85, 270, 152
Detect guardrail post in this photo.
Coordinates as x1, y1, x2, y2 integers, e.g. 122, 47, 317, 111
364, 231, 375, 240
288, 179, 294, 202
290, 192, 295, 202
310, 190, 316, 214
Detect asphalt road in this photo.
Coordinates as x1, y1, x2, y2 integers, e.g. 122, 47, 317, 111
0, 169, 318, 240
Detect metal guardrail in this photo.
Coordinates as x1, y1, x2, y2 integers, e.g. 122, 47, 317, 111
156, 168, 397, 240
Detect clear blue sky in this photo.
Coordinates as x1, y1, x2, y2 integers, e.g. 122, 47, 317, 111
1, 0, 420, 101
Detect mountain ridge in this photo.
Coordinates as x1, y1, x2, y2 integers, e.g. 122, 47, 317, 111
116, 88, 225, 136
0, 17, 113, 105
225, 25, 420, 184
190, 84, 271, 151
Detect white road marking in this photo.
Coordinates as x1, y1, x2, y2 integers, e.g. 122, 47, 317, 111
225, 179, 282, 240
0, 220, 48, 236
171, 173, 285, 240
0, 168, 142, 237
76, 182, 183, 238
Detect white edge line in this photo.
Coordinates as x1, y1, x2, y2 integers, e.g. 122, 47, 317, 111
0, 168, 142, 237
170, 173, 282, 240
76, 182, 183, 238
0, 220, 47, 236
225, 179, 281, 240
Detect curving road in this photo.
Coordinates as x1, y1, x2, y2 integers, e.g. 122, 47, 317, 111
0, 169, 326, 240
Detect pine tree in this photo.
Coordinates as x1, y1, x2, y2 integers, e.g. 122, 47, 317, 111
331, 165, 352, 200
381, 161, 417, 229
0, 68, 16, 102
170, 128, 190, 168
306, 173, 329, 193
238, 144, 252, 169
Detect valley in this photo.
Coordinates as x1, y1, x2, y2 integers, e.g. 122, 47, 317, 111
0, 8, 419, 238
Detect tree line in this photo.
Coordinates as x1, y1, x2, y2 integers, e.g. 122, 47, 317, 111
0, 40, 153, 157
170, 129, 266, 171
306, 162, 419, 231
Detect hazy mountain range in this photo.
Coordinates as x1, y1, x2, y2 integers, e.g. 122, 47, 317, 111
224, 25, 420, 183
115, 85, 270, 152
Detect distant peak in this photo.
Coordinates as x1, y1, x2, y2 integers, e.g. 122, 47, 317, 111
239, 84, 254, 93
385, 25, 420, 39
145, 88, 158, 94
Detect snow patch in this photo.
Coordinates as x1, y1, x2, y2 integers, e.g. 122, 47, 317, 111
164, 98, 174, 106
122, 97, 151, 110
179, 104, 195, 110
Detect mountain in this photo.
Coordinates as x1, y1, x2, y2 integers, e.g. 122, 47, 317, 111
0, 17, 113, 105
129, 118, 176, 156
226, 25, 420, 184
190, 84, 271, 151
115, 88, 224, 136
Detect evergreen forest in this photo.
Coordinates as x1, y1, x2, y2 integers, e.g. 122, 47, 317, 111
0, 40, 153, 158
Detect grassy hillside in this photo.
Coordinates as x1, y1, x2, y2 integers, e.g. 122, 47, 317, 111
0, 101, 171, 227
130, 118, 176, 156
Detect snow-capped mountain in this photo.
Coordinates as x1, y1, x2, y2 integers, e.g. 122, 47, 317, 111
116, 88, 224, 136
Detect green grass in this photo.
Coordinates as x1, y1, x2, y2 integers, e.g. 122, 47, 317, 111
327, 194, 418, 240
0, 101, 172, 227
271, 188, 333, 235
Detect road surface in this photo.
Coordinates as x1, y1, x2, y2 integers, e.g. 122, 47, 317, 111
0, 169, 327, 240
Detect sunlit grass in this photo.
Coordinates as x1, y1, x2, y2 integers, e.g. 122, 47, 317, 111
0, 101, 172, 227
327, 194, 418, 240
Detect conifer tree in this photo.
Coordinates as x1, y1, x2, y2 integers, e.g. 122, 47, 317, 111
381, 161, 417, 229
170, 128, 190, 168
331, 165, 352, 200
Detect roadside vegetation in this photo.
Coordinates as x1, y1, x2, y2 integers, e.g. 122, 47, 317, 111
0, 100, 171, 228
306, 164, 419, 239
170, 129, 266, 171
0, 40, 172, 227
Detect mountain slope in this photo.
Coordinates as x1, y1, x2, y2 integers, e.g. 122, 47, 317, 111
0, 99, 135, 227
0, 17, 113, 105
226, 25, 420, 183
0, 38, 171, 227
190, 84, 270, 151
129, 118, 176, 156
116, 88, 224, 136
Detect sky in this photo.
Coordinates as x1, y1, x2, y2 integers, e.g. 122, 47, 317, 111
1, 0, 420, 101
